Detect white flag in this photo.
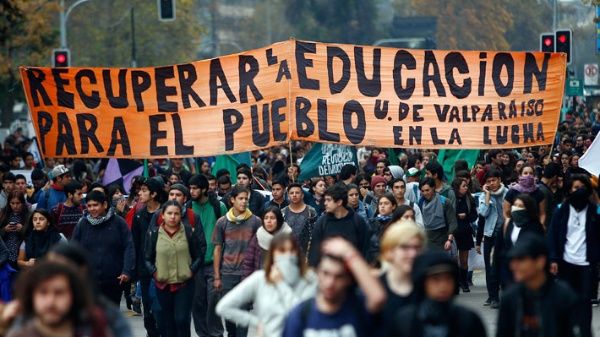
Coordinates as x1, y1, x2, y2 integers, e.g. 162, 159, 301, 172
580, 133, 600, 177
28, 138, 43, 168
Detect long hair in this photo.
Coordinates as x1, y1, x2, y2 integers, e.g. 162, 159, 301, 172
0, 191, 31, 237
27, 209, 55, 232
16, 262, 95, 327
262, 206, 284, 233
264, 233, 307, 284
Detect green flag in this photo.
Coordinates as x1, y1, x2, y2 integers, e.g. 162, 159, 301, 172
437, 149, 480, 182
299, 143, 357, 181
212, 153, 252, 184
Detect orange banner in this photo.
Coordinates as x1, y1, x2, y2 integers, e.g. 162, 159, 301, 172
20, 40, 566, 158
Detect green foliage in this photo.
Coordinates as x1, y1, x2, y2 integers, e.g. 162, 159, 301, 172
504, 0, 552, 51
0, 0, 59, 127
284, 0, 379, 45
68, 0, 204, 67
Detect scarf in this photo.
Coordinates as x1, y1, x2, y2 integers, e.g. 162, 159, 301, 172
490, 184, 507, 196
256, 222, 292, 250
86, 207, 115, 226
376, 214, 393, 222
25, 228, 62, 259
422, 194, 446, 231
225, 208, 253, 224
510, 175, 537, 193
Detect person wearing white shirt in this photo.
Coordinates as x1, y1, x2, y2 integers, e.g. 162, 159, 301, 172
547, 174, 599, 337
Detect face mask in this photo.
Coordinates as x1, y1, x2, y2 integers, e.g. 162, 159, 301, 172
568, 188, 589, 211
274, 254, 300, 285
510, 206, 529, 227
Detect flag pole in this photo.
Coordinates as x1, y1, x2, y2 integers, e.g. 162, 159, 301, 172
143, 159, 149, 178
289, 141, 294, 182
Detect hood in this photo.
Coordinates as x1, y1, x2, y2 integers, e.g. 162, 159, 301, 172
411, 251, 458, 302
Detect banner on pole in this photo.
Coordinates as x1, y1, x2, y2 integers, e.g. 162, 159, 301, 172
20, 40, 567, 158
299, 143, 357, 181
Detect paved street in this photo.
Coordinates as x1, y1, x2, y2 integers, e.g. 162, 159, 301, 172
123, 272, 600, 336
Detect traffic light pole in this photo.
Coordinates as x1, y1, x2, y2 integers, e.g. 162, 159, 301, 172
59, 0, 92, 48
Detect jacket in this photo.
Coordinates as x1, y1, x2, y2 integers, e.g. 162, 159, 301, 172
389, 303, 486, 337
477, 186, 507, 238
36, 186, 67, 211
72, 213, 135, 283
496, 280, 585, 337
131, 207, 157, 279
547, 202, 600, 264
306, 208, 371, 267
144, 222, 205, 277
242, 234, 266, 279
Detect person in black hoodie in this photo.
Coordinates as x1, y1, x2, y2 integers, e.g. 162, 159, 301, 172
547, 174, 599, 335
495, 194, 545, 289
388, 251, 487, 337
306, 183, 370, 267
497, 232, 585, 337
131, 177, 166, 337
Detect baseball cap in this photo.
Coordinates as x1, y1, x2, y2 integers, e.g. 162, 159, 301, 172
507, 232, 548, 259
406, 167, 421, 177
49, 165, 69, 180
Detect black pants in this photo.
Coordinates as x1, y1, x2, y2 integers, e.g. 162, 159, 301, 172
221, 275, 247, 337
155, 279, 195, 337
98, 280, 122, 305
192, 268, 223, 337
483, 236, 499, 301
559, 262, 593, 336
140, 277, 160, 337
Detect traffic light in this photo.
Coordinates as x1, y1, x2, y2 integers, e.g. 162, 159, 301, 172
555, 29, 572, 64
158, 0, 175, 21
540, 33, 555, 53
52, 49, 70, 67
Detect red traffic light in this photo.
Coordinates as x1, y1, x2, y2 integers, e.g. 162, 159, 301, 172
558, 34, 567, 44
56, 54, 66, 64
544, 38, 553, 47
52, 49, 70, 67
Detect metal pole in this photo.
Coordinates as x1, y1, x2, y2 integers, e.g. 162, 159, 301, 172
60, 0, 67, 48
131, 7, 137, 67
266, 0, 272, 44
553, 0, 557, 31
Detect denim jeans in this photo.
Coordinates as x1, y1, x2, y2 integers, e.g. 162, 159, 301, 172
140, 277, 160, 337
155, 279, 195, 337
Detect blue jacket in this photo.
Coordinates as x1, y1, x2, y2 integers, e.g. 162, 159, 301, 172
547, 202, 600, 264
477, 187, 507, 238
36, 187, 66, 211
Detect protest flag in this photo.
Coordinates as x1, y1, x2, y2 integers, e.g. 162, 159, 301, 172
298, 143, 357, 181
437, 149, 480, 182
580, 133, 600, 177
102, 159, 144, 194
212, 153, 252, 184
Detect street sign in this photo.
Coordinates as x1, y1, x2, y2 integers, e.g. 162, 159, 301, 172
566, 79, 583, 96
585, 64, 599, 85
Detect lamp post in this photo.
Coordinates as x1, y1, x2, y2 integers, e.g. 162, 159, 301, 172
59, 0, 92, 48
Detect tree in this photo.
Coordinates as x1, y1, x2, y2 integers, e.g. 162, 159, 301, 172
67, 0, 204, 67
504, 0, 552, 51
0, 1, 59, 128
285, 0, 379, 45
409, 0, 513, 50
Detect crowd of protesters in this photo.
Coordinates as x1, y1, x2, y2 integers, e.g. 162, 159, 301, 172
0, 102, 594, 337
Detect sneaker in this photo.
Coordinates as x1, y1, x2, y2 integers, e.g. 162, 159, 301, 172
592, 299, 599, 307
132, 298, 142, 315
490, 300, 500, 309
483, 298, 492, 306
461, 286, 471, 293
